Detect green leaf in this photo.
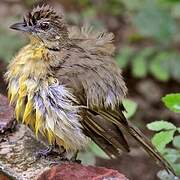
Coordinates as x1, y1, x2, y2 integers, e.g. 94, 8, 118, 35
163, 148, 179, 163
132, 47, 154, 78
173, 135, 180, 148
157, 169, 178, 180
122, 99, 138, 119
89, 142, 109, 159
152, 130, 176, 152
132, 54, 147, 78
116, 46, 133, 68
177, 128, 180, 133
147, 120, 176, 131
162, 93, 180, 113
150, 52, 171, 81
164, 148, 179, 154
164, 153, 179, 164
172, 3, 180, 18
169, 54, 180, 81
172, 164, 180, 176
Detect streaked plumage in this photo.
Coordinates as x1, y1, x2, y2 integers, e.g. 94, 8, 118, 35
5, 5, 174, 174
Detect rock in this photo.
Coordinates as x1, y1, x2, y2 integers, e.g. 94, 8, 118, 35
0, 124, 128, 180
0, 94, 15, 134
0, 124, 63, 180
37, 163, 128, 180
0, 172, 9, 180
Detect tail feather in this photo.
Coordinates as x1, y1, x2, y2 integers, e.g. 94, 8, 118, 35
97, 109, 175, 175
126, 123, 175, 174
86, 111, 130, 153
81, 110, 130, 158
83, 124, 123, 158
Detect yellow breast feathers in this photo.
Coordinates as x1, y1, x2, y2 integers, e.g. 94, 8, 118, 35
5, 44, 89, 152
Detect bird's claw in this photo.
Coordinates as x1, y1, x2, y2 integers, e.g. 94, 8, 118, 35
35, 145, 54, 159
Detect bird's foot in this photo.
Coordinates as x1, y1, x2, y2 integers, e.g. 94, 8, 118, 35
35, 145, 54, 159
71, 159, 81, 164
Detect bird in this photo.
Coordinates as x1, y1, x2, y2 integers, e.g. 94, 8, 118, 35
5, 4, 174, 174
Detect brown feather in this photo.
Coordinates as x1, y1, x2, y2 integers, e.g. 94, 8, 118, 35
24, 4, 64, 26
85, 110, 130, 153
55, 45, 174, 174
82, 121, 124, 158
68, 25, 115, 55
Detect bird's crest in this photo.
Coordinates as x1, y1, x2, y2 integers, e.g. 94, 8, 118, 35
24, 4, 64, 26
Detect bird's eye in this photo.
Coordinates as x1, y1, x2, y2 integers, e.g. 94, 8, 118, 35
40, 22, 50, 30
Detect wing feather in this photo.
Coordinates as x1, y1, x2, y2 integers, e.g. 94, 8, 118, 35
81, 110, 130, 158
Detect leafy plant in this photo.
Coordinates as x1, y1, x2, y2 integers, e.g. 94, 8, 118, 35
147, 93, 180, 178
116, 46, 134, 68
162, 93, 180, 113
149, 52, 171, 81
115, 0, 180, 82
116, 47, 180, 82
122, 98, 138, 119
131, 47, 154, 78
147, 120, 177, 152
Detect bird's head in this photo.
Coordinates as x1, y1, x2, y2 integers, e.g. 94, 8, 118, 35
10, 5, 68, 49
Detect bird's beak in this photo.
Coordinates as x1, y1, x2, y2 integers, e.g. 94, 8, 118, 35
10, 22, 32, 32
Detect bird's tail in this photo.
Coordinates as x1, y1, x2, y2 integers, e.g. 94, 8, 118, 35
98, 109, 175, 175
125, 122, 175, 175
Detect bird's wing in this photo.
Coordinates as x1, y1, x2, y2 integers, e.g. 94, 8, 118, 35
56, 45, 127, 108
56, 46, 129, 155
68, 25, 115, 56
56, 45, 174, 174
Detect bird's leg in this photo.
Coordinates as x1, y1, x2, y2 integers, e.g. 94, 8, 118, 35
70, 150, 81, 163
58, 147, 68, 161
49, 147, 69, 166
36, 145, 54, 158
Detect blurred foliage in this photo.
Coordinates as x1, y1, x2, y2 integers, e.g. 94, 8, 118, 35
116, 48, 180, 82
122, 98, 138, 119
115, 0, 180, 82
133, 0, 176, 44
147, 94, 180, 177
162, 93, 180, 113
77, 0, 125, 16
0, 29, 26, 63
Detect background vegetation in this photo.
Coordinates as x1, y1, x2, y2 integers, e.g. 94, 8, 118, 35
0, 0, 179, 180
